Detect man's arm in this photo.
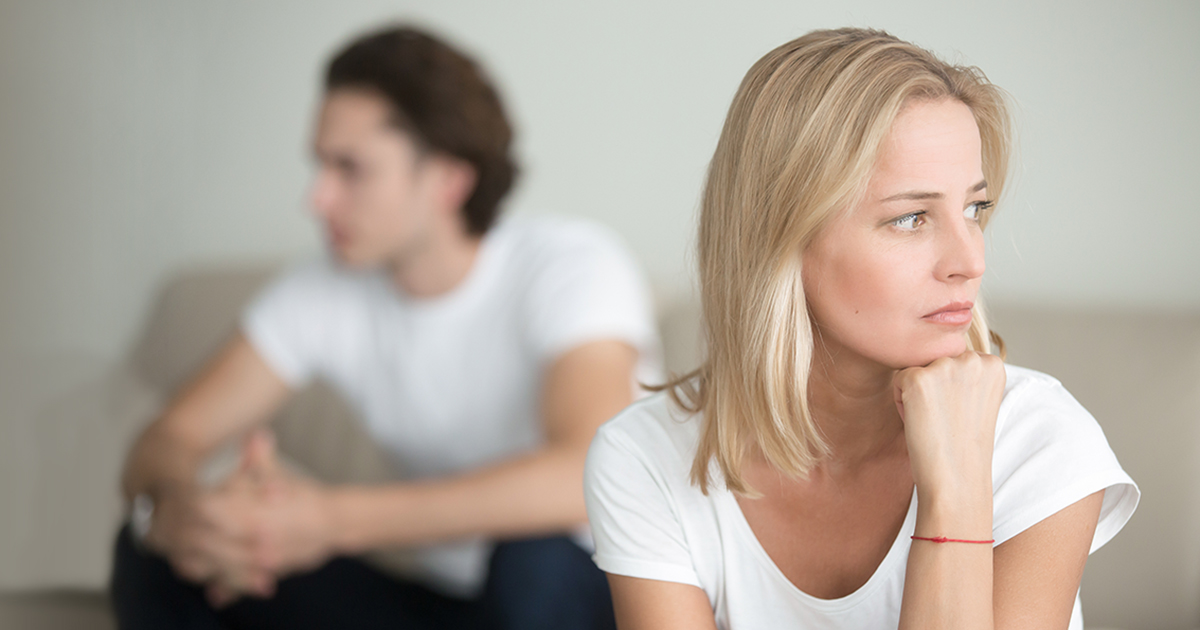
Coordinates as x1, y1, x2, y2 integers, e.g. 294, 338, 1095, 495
121, 332, 291, 501
325, 339, 638, 552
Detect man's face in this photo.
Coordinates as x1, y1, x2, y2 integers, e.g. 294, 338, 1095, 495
309, 89, 440, 268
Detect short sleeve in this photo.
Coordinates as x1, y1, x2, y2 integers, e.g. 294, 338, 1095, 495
522, 224, 658, 365
240, 260, 338, 387
991, 369, 1140, 554
584, 421, 702, 587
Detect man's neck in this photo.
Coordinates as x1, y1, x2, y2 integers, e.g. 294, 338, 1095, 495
388, 219, 483, 299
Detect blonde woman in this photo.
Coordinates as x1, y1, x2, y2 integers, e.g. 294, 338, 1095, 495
583, 28, 1138, 629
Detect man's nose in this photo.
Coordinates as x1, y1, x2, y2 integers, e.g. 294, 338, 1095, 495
309, 170, 340, 219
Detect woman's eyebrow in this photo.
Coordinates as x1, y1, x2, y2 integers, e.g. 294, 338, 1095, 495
880, 179, 988, 203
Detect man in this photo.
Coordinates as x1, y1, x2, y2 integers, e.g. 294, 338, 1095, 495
111, 25, 658, 630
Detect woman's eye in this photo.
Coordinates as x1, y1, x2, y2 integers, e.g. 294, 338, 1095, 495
965, 200, 994, 221
891, 212, 925, 230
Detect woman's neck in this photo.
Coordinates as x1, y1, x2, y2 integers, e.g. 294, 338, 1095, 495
806, 344, 907, 474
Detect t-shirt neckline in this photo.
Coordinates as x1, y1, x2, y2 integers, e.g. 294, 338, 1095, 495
718, 483, 918, 613
380, 223, 508, 314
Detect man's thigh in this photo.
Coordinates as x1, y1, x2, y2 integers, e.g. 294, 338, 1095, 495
109, 525, 477, 630
110, 524, 226, 629
482, 536, 616, 630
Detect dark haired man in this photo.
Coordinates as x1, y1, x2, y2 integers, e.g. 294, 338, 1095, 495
110, 26, 655, 629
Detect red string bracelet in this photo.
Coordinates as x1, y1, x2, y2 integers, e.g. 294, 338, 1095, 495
911, 535, 995, 544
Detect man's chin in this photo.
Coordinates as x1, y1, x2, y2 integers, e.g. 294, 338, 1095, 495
327, 246, 377, 270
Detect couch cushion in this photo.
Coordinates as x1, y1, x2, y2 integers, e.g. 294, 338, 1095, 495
129, 264, 279, 396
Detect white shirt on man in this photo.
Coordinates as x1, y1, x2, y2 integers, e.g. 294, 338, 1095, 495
243, 215, 661, 597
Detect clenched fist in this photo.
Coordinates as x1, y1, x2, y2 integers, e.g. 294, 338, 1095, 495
893, 351, 1005, 513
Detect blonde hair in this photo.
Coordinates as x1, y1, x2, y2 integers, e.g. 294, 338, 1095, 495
669, 28, 1012, 495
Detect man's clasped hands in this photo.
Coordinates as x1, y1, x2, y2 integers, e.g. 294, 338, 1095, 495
143, 430, 340, 608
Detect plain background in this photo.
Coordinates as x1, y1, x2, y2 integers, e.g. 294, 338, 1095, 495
1, 0, 1198, 365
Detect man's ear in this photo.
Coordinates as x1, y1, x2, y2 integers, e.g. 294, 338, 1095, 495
434, 155, 478, 214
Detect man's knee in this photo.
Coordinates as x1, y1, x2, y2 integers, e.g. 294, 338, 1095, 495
484, 536, 615, 630
110, 524, 223, 629
111, 524, 169, 604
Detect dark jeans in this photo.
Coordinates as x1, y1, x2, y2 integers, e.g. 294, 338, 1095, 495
110, 525, 616, 630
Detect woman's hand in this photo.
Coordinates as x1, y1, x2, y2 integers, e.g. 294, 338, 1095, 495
892, 351, 1005, 512
894, 351, 1005, 630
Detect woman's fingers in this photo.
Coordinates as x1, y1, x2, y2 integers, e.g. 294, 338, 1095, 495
893, 351, 1005, 496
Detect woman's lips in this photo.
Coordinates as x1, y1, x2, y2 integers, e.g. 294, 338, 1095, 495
923, 302, 974, 325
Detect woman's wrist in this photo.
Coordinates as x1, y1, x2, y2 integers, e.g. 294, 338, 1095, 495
914, 480, 993, 540
911, 452, 992, 497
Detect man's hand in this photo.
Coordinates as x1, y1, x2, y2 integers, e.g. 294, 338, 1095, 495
146, 429, 340, 608
144, 468, 274, 601
235, 431, 340, 578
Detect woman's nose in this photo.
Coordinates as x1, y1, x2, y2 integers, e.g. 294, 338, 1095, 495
936, 216, 986, 282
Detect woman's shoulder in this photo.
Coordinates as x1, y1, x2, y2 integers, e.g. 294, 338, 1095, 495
992, 363, 1139, 551
997, 363, 1095, 433
995, 363, 1107, 454
1001, 363, 1065, 395
589, 388, 704, 480
584, 388, 715, 592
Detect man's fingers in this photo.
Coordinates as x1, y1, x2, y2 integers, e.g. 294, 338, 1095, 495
204, 568, 276, 608
252, 573, 278, 598
240, 428, 279, 481
205, 582, 239, 609
170, 549, 218, 584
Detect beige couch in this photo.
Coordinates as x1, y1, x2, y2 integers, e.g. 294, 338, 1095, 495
1, 264, 1197, 629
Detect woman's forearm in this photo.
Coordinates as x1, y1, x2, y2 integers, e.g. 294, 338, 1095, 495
899, 482, 995, 630
894, 353, 1003, 629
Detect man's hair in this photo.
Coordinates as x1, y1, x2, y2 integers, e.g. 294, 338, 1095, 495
326, 25, 518, 235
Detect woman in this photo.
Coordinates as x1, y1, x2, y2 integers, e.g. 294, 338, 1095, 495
583, 28, 1138, 629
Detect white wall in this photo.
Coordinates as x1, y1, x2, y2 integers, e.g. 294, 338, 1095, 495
1, 0, 1197, 362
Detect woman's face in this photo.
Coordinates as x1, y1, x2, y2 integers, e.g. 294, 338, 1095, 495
802, 98, 989, 371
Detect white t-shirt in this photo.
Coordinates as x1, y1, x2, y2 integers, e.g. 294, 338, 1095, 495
243, 216, 661, 597
584, 365, 1139, 629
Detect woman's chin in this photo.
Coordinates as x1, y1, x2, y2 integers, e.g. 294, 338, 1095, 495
890, 339, 970, 369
